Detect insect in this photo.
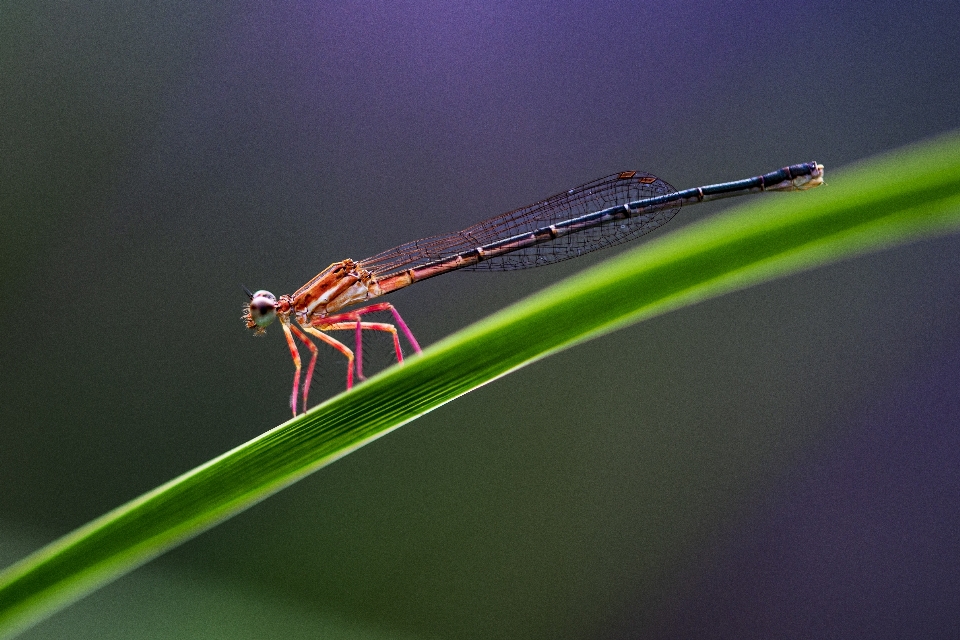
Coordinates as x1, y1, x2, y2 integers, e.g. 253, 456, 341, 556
245, 162, 824, 415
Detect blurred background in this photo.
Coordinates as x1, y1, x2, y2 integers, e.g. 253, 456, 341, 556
3, 1, 960, 637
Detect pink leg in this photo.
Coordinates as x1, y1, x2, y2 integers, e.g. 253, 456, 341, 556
279, 322, 302, 417
301, 326, 355, 390
387, 306, 422, 353
323, 321, 403, 380
288, 324, 319, 414
315, 302, 422, 354
355, 318, 363, 380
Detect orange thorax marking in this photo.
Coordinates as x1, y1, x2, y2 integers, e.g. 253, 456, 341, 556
291, 260, 381, 319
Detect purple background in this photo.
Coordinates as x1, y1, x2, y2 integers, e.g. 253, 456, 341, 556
3, 1, 960, 637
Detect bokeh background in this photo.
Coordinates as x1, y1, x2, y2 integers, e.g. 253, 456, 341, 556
3, 1, 960, 638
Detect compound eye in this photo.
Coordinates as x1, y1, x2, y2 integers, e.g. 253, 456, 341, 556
248, 291, 278, 328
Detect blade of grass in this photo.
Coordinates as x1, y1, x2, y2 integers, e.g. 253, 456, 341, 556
3, 131, 960, 637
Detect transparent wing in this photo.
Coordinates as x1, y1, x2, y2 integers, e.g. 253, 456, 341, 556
360, 171, 679, 275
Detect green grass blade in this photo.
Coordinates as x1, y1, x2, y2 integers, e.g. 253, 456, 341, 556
3, 131, 960, 637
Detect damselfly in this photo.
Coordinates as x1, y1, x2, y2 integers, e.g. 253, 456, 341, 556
244, 162, 824, 415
